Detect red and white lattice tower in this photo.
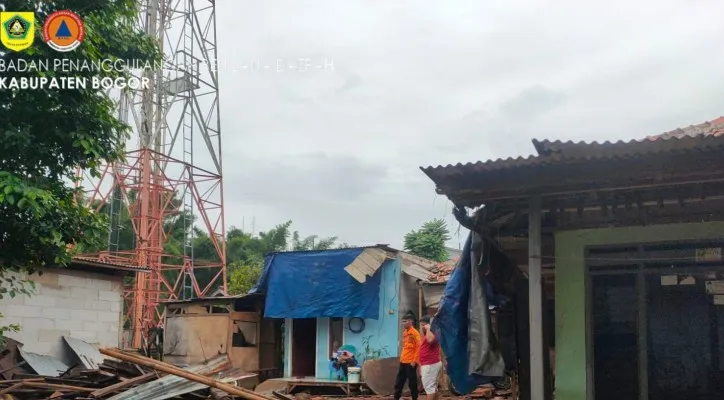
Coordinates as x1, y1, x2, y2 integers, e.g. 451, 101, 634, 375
77, 0, 226, 348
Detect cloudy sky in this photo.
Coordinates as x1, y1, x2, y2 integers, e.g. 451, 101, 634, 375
210, 0, 724, 250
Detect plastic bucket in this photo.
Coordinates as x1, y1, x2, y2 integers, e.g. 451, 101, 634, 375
348, 366, 361, 383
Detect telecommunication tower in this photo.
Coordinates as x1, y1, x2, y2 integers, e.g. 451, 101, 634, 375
77, 0, 227, 348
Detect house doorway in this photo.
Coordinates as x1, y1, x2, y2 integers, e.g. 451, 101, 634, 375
292, 318, 317, 377
588, 242, 724, 400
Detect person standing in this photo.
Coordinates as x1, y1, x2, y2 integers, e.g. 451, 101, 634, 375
419, 315, 442, 400
394, 312, 421, 400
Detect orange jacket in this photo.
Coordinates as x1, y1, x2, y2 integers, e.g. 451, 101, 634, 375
400, 326, 421, 364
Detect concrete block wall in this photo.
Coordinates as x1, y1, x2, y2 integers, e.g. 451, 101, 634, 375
0, 268, 123, 363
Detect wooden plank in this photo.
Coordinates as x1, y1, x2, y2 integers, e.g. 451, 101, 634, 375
89, 371, 157, 398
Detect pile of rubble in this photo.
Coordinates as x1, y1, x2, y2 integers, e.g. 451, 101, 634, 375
0, 338, 268, 400
426, 258, 458, 282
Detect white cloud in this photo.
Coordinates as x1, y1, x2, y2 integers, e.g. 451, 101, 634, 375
210, 0, 724, 249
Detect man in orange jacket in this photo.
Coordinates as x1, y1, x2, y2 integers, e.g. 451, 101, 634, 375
394, 311, 421, 400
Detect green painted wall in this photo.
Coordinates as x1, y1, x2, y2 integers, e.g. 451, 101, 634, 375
554, 221, 724, 400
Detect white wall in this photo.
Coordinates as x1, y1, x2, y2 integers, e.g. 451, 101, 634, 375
0, 268, 123, 364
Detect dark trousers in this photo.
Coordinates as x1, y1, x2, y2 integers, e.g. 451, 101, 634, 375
393, 363, 418, 400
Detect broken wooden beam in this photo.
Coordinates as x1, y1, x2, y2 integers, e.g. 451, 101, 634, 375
89, 371, 158, 398
100, 348, 274, 400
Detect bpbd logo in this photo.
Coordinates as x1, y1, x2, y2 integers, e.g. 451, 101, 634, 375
43, 10, 85, 52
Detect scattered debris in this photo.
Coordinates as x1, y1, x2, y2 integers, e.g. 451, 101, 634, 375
0, 338, 516, 399
427, 258, 458, 282
0, 338, 266, 400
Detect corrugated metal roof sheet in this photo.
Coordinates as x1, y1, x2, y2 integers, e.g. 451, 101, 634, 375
63, 336, 104, 370
107, 355, 230, 400
399, 252, 454, 283
421, 130, 724, 178
72, 256, 150, 272
18, 348, 69, 377
533, 116, 724, 156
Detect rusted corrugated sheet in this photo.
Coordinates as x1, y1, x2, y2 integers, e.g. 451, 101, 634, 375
534, 116, 724, 156
107, 354, 230, 400
399, 252, 443, 282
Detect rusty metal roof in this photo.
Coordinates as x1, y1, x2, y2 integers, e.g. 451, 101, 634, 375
533, 116, 724, 156
420, 118, 724, 207
71, 256, 150, 272
422, 128, 724, 177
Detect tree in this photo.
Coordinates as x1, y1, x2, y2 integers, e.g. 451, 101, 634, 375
225, 223, 344, 294
403, 219, 450, 261
291, 231, 339, 251
0, 1, 159, 273
0, 0, 159, 336
1, 1, 158, 278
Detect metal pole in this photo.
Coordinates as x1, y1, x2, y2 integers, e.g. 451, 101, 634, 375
528, 195, 545, 400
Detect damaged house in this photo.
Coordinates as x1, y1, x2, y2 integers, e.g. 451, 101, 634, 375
248, 246, 446, 379
0, 258, 147, 372
421, 117, 724, 400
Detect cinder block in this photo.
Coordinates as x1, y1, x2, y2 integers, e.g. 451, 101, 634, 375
56, 297, 84, 310
3, 304, 42, 318
39, 286, 72, 298
69, 330, 97, 343
97, 311, 119, 323
110, 281, 122, 291
70, 287, 99, 299
83, 321, 109, 332
40, 307, 71, 320
29, 272, 59, 289
88, 279, 112, 291
96, 331, 120, 347
54, 319, 77, 331
26, 341, 54, 355
25, 294, 57, 307
110, 302, 121, 313
21, 317, 54, 331
0, 295, 26, 305
84, 300, 111, 311
38, 329, 70, 342
108, 321, 120, 332
70, 309, 97, 322
58, 274, 89, 288
0, 315, 22, 327
98, 290, 119, 302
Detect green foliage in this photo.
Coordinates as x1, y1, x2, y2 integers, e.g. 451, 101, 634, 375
0, 0, 159, 337
0, 0, 160, 273
227, 260, 263, 296
356, 335, 389, 362
226, 221, 342, 295
291, 231, 339, 251
403, 218, 450, 262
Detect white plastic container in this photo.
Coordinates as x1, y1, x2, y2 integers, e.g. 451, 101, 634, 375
347, 366, 361, 383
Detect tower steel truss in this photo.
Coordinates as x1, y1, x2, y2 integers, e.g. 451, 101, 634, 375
77, 0, 226, 348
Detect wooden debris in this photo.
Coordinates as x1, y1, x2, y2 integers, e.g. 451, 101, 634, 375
0, 342, 264, 400
100, 348, 272, 400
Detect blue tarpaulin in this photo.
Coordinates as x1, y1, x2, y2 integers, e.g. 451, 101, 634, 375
249, 248, 382, 319
431, 233, 504, 394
